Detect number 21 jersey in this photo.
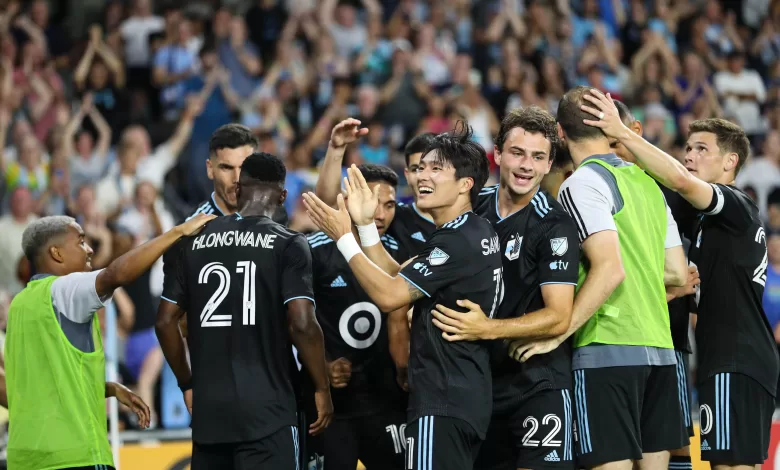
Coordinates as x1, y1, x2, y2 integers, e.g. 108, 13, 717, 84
162, 214, 315, 444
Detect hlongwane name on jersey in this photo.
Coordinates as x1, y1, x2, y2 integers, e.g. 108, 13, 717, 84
191, 230, 277, 250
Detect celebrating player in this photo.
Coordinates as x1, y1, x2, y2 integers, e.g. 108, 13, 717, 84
611, 100, 700, 470
5, 213, 214, 470
303, 123, 502, 470
428, 107, 579, 470
305, 164, 408, 470
316, 119, 436, 253
581, 89, 780, 469
156, 152, 333, 469
515, 86, 690, 469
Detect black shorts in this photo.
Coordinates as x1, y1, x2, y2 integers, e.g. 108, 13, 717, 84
674, 350, 694, 439
323, 411, 407, 470
475, 389, 575, 470
572, 365, 687, 467
697, 372, 774, 465
191, 426, 299, 470
405, 416, 482, 470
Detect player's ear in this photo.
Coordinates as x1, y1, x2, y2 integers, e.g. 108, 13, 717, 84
493, 145, 502, 166
557, 122, 566, 141
459, 176, 474, 196
631, 120, 643, 137
206, 157, 214, 181
279, 189, 288, 205
49, 244, 64, 264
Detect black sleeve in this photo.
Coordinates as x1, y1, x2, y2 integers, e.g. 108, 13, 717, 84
161, 240, 189, 309
281, 234, 315, 306
399, 230, 472, 297
701, 184, 753, 232
536, 214, 581, 286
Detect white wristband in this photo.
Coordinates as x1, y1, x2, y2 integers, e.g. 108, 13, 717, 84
336, 233, 362, 262
357, 223, 381, 247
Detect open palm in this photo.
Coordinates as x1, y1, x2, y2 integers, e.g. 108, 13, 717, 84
344, 165, 379, 226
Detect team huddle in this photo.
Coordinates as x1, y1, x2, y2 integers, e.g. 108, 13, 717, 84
154, 86, 780, 470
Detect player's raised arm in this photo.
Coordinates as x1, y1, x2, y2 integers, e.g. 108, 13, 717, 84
580, 89, 716, 210
315, 119, 369, 207
95, 213, 216, 298
303, 192, 419, 312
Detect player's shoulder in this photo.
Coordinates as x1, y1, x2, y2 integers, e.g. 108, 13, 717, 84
475, 184, 498, 215
559, 165, 603, 194
380, 232, 401, 252
306, 231, 335, 251
436, 211, 496, 246
715, 183, 759, 214
185, 199, 218, 222
528, 190, 567, 220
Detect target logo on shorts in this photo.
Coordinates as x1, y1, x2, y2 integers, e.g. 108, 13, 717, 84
339, 302, 382, 349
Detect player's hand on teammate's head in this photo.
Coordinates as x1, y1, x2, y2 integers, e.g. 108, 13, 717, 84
431, 300, 491, 342
176, 213, 218, 237
113, 383, 152, 429
310, 389, 334, 436
328, 357, 352, 388
344, 164, 380, 226
507, 337, 563, 363
302, 192, 353, 241
580, 90, 627, 139
329, 118, 369, 149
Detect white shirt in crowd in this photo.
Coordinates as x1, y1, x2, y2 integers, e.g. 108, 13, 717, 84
120, 15, 165, 68
713, 68, 767, 135
0, 214, 39, 295
736, 157, 780, 214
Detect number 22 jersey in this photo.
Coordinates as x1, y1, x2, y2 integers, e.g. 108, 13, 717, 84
162, 214, 315, 444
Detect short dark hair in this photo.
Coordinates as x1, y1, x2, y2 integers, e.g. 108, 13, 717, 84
358, 164, 399, 187
552, 145, 573, 171
209, 124, 258, 159
614, 100, 635, 125
404, 133, 437, 166
424, 122, 489, 207
495, 106, 560, 161
557, 86, 605, 142
240, 152, 286, 186
688, 118, 750, 175
199, 39, 217, 57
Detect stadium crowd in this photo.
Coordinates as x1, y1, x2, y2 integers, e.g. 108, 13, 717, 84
1, 0, 780, 453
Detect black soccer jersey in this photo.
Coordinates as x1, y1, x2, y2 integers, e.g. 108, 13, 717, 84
398, 212, 503, 438
661, 185, 698, 353
305, 231, 408, 418
387, 202, 437, 256
689, 184, 780, 396
475, 186, 579, 412
186, 191, 289, 226
161, 214, 314, 444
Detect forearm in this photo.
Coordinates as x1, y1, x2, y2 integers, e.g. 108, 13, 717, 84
618, 128, 691, 192
290, 324, 330, 391
155, 320, 191, 386
561, 267, 622, 340
315, 144, 347, 207
348, 253, 410, 312
484, 307, 570, 341
388, 306, 410, 368
361, 241, 402, 276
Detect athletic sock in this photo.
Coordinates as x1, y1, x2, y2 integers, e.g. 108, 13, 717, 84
669, 455, 692, 470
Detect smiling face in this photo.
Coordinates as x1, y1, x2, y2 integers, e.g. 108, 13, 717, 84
414, 151, 472, 211
208, 145, 255, 212
55, 222, 95, 273
495, 126, 553, 198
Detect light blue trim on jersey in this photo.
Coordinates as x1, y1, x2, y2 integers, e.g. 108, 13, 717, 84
530, 191, 551, 218
307, 232, 334, 249
284, 296, 317, 310
494, 186, 537, 223
160, 295, 177, 305
675, 351, 692, 428
574, 370, 593, 455
442, 213, 469, 229
715, 373, 731, 450
211, 192, 225, 215
411, 202, 436, 225
417, 416, 434, 470
562, 389, 573, 461
291, 426, 299, 469
398, 272, 431, 298
539, 281, 578, 286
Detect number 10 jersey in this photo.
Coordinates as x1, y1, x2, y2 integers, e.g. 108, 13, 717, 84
162, 214, 315, 444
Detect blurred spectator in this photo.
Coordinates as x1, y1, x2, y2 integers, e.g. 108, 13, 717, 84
713, 51, 767, 135
62, 93, 112, 191
152, 14, 197, 120
0, 187, 37, 295
737, 131, 780, 214
217, 15, 262, 99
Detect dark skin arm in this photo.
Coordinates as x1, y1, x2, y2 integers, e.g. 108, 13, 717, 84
287, 299, 333, 435
388, 305, 410, 391
95, 214, 216, 298
155, 300, 191, 389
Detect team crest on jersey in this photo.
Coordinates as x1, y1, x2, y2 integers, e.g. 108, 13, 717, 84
427, 247, 449, 266
550, 237, 568, 256
505, 234, 523, 261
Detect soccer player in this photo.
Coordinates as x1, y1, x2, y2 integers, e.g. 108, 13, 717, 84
186, 123, 288, 225
428, 107, 579, 470
581, 89, 780, 470
302, 124, 502, 470
156, 152, 333, 469
611, 100, 700, 470
5, 213, 214, 470
305, 164, 408, 470
513, 86, 689, 469
316, 119, 436, 253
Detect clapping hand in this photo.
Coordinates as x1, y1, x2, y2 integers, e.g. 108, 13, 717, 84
344, 164, 379, 227
302, 192, 353, 242
330, 118, 369, 149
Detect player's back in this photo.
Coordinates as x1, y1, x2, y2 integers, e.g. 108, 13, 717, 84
177, 214, 304, 444
691, 184, 780, 396
400, 212, 503, 438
